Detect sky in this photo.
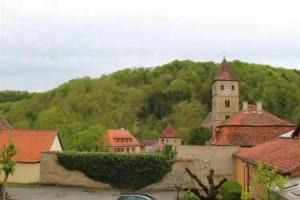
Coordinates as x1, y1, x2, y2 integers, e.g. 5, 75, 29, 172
0, 0, 299, 92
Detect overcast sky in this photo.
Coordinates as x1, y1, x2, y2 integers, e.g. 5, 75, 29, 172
0, 0, 299, 91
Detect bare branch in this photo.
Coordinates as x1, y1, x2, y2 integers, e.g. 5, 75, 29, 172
185, 167, 209, 196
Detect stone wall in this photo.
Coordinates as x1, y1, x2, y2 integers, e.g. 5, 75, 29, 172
40, 146, 240, 191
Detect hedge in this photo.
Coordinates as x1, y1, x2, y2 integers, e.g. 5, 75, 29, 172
219, 180, 242, 200
57, 152, 175, 190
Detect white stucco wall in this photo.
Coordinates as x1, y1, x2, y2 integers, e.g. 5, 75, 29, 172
0, 163, 40, 183
50, 136, 63, 151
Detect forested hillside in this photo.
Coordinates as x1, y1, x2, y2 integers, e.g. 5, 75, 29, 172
1, 60, 300, 149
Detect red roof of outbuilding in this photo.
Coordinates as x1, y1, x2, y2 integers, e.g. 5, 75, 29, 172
220, 105, 294, 127
160, 124, 182, 138
212, 58, 238, 83
0, 129, 59, 163
104, 129, 141, 147
234, 137, 300, 174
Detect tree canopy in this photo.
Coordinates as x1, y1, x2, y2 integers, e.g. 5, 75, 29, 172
0, 60, 299, 149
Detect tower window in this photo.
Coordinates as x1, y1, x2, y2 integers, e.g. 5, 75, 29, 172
225, 100, 230, 108
221, 85, 224, 90
225, 115, 230, 120
232, 85, 235, 91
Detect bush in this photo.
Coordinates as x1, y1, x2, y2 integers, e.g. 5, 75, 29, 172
183, 192, 199, 200
188, 127, 212, 145
219, 180, 242, 200
57, 152, 175, 190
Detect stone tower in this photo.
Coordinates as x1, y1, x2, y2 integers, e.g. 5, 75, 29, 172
211, 58, 239, 129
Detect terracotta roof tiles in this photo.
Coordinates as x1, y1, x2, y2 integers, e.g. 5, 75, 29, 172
104, 129, 141, 147
0, 129, 59, 163
160, 124, 182, 138
234, 137, 300, 174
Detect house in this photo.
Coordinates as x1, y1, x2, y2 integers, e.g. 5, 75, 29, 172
233, 126, 300, 192
0, 129, 63, 183
103, 129, 141, 153
159, 124, 182, 147
211, 102, 295, 146
203, 58, 295, 146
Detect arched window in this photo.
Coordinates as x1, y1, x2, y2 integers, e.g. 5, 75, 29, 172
225, 115, 230, 120
225, 100, 231, 108
232, 85, 235, 91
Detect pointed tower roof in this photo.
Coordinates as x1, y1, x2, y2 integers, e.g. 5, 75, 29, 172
212, 58, 238, 83
160, 124, 182, 138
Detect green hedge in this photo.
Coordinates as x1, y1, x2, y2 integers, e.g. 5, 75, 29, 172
57, 152, 174, 190
219, 180, 242, 200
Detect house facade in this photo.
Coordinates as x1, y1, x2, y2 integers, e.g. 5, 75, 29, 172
159, 124, 182, 147
103, 129, 141, 153
0, 129, 63, 183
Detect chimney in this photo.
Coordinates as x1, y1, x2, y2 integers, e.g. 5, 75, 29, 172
256, 101, 263, 113
242, 101, 248, 112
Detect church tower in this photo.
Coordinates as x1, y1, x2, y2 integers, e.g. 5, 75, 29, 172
211, 58, 239, 128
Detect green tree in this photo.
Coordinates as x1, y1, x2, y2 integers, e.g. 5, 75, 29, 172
188, 127, 212, 145
69, 124, 107, 152
253, 162, 287, 200
218, 180, 242, 200
0, 138, 17, 200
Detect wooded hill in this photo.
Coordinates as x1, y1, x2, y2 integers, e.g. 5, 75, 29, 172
1, 60, 300, 150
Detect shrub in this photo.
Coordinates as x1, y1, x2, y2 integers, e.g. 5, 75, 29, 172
219, 180, 242, 200
57, 152, 175, 190
188, 127, 212, 145
183, 191, 200, 200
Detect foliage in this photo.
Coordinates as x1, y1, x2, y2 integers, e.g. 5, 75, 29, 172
0, 91, 30, 103
188, 127, 212, 145
183, 191, 201, 200
184, 167, 227, 200
57, 151, 175, 190
0, 138, 17, 200
241, 189, 252, 200
0, 60, 299, 149
219, 180, 242, 200
162, 144, 177, 161
69, 124, 107, 152
253, 162, 287, 200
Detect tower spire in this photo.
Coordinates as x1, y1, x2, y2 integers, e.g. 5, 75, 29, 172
212, 58, 238, 83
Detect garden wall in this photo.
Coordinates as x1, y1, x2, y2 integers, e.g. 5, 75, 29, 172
40, 146, 240, 191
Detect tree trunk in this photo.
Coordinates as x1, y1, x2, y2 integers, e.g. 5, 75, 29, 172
2, 173, 8, 200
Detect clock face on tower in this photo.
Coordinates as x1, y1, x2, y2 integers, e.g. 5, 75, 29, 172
224, 89, 231, 95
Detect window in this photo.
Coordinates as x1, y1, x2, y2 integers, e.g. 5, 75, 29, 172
225, 115, 230, 120
232, 85, 235, 91
221, 85, 224, 90
225, 100, 230, 108
174, 139, 176, 143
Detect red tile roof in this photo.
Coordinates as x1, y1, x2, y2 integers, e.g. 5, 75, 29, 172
211, 126, 294, 146
221, 105, 294, 127
211, 105, 294, 146
234, 138, 300, 174
160, 124, 182, 138
104, 129, 141, 147
0, 129, 59, 163
212, 58, 238, 83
